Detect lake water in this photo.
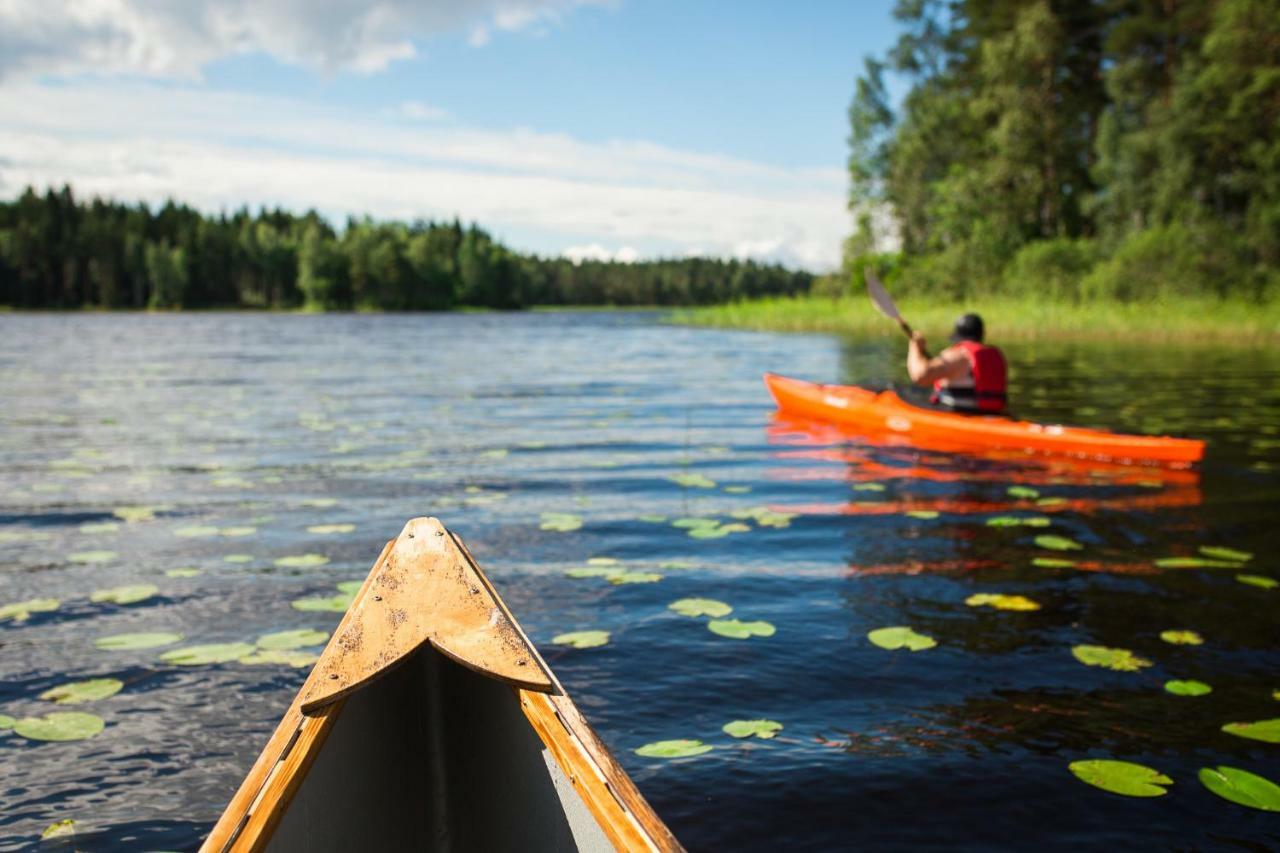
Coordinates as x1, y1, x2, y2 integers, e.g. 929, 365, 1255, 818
1, 312, 1278, 851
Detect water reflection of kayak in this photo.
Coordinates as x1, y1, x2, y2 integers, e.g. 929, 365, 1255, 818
764, 373, 1205, 468
202, 518, 681, 853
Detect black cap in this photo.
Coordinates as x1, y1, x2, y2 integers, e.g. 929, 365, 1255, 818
951, 313, 984, 343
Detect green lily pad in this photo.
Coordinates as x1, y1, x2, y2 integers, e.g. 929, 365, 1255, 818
1237, 574, 1278, 589
553, 630, 610, 649
174, 525, 219, 538
1007, 486, 1040, 499
69, 550, 117, 564
1068, 759, 1172, 797
1222, 719, 1280, 743
1155, 557, 1240, 569
1159, 630, 1203, 645
0, 715, 15, 729
659, 560, 695, 570
40, 678, 124, 704
986, 516, 1051, 528
635, 739, 713, 758
965, 593, 1040, 611
301, 498, 338, 508
219, 526, 257, 537
637, 514, 668, 523
223, 554, 253, 564
240, 649, 319, 667
335, 581, 363, 595
0, 598, 60, 623
587, 557, 620, 566
274, 554, 330, 568
539, 513, 583, 532
1036, 496, 1067, 506
79, 522, 119, 534
723, 719, 782, 739
1199, 546, 1252, 563
13, 711, 105, 742
905, 510, 939, 519
165, 568, 200, 578
669, 598, 733, 618
1072, 645, 1152, 672
868, 626, 936, 651
723, 485, 751, 494
853, 482, 885, 492
1035, 535, 1082, 551
291, 592, 355, 612
1165, 680, 1212, 696
308, 524, 355, 535
708, 619, 776, 640
160, 642, 256, 665
609, 571, 663, 585
669, 473, 717, 489
90, 584, 158, 605
672, 518, 719, 529
113, 505, 159, 522
41, 819, 77, 840
1199, 766, 1280, 812
1032, 557, 1076, 568
94, 632, 183, 650
256, 629, 328, 650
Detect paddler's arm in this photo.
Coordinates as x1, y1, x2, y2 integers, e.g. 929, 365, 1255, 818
907, 334, 967, 386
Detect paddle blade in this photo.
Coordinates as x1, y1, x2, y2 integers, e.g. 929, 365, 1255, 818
864, 267, 901, 322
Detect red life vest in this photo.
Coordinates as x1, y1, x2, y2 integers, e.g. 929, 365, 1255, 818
933, 341, 1008, 413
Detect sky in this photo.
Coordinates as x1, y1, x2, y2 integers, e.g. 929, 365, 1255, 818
0, 0, 901, 271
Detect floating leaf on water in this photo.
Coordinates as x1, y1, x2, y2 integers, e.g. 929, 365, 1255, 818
335, 581, 363, 595
1007, 486, 1040, 499
637, 515, 668, 523
0, 598, 60, 623
41, 819, 77, 840
986, 516, 1052, 528
1222, 719, 1280, 744
240, 649, 319, 667
255, 629, 328, 650
1159, 630, 1203, 645
905, 510, 939, 520
1068, 759, 1172, 797
274, 554, 330, 569
79, 522, 119, 534
1165, 680, 1212, 696
868, 626, 936, 651
668, 598, 732, 618
219, 526, 257, 537
160, 642, 257, 665
94, 632, 182, 651
1036, 497, 1067, 507
853, 483, 885, 492
565, 567, 623, 580
13, 711, 105, 742
635, 739, 713, 758
587, 557, 620, 567
69, 550, 117, 564
113, 505, 158, 522
1198, 546, 1252, 563
307, 524, 355, 535
291, 593, 353, 613
553, 630, 610, 649
174, 525, 219, 538
1199, 766, 1280, 812
223, 554, 253, 564
1237, 574, 1278, 590
659, 560, 695, 570
1155, 557, 1241, 569
539, 513, 583, 532
672, 518, 719, 529
40, 678, 124, 704
301, 498, 338, 508
669, 473, 717, 489
709, 619, 776, 640
609, 571, 663, 585
965, 593, 1040, 611
90, 584, 158, 605
687, 526, 730, 539
1071, 645, 1152, 672
723, 719, 783, 739
165, 568, 200, 578
1032, 557, 1077, 568
1035, 535, 1082, 551
723, 485, 751, 494
0, 715, 15, 729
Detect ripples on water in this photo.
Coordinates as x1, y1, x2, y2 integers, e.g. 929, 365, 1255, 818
1, 313, 1278, 851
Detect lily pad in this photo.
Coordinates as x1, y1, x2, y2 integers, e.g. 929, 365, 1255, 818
609, 571, 662, 585
335, 581, 363, 595
1159, 630, 1203, 645
1165, 679, 1212, 696
69, 550, 117, 564
13, 711, 105, 742
1222, 719, 1280, 744
240, 649, 319, 667
565, 567, 624, 579
672, 518, 719, 529
256, 629, 328, 650
1071, 645, 1152, 672
637, 514, 668, 523
539, 513, 583, 532
723, 719, 782, 739
868, 626, 936, 651
40, 678, 124, 704
160, 642, 256, 665
174, 525, 219, 538
1036, 497, 1067, 507
94, 632, 183, 651
1237, 574, 1277, 590
1068, 759, 1172, 797
853, 482, 885, 492
165, 568, 200, 578
986, 516, 1051, 528
1199, 766, 1280, 812
659, 560, 695, 570
553, 630, 610, 649
1007, 486, 1041, 499
669, 473, 717, 489
219, 526, 257, 537
723, 485, 751, 494
223, 554, 253, 564
301, 498, 338, 508
965, 593, 1040, 611
307, 524, 355, 535
41, 819, 77, 840
669, 598, 733, 618
708, 619, 776, 640
587, 557, 620, 566
291, 592, 355, 612
90, 584, 158, 605
1155, 557, 1240, 569
1035, 535, 1082, 551
0, 715, 15, 729
1032, 557, 1076, 568
113, 505, 159, 522
274, 554, 330, 569
635, 739, 713, 758
1199, 546, 1252, 563
905, 510, 939, 519
0, 598, 60, 623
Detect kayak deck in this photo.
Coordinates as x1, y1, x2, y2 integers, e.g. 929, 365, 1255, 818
202, 517, 680, 853
764, 373, 1204, 467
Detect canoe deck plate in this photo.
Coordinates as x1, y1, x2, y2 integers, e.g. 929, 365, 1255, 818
299, 517, 556, 713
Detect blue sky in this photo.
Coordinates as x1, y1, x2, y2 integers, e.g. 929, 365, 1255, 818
0, 0, 901, 269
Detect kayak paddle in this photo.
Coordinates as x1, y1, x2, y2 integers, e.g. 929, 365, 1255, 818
864, 267, 912, 338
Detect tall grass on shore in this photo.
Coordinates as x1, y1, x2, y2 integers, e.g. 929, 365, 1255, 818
673, 296, 1280, 344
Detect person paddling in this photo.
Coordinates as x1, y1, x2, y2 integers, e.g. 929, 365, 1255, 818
906, 313, 1008, 414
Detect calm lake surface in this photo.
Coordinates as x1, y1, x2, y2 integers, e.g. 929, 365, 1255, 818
2, 312, 1278, 851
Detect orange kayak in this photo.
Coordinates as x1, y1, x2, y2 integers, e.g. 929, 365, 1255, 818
763, 373, 1205, 467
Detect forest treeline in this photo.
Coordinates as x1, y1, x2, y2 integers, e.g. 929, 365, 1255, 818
848, 0, 1279, 302
0, 187, 812, 310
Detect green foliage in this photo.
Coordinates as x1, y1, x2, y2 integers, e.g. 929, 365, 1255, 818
867, 626, 936, 651
1199, 766, 1280, 812
1072, 645, 1151, 672
635, 739, 713, 758
723, 719, 783, 739
1068, 760, 1172, 798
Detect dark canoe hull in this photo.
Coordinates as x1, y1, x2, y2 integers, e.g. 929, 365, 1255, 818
202, 518, 681, 853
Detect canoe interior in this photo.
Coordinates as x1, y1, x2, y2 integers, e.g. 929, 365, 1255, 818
269, 644, 614, 853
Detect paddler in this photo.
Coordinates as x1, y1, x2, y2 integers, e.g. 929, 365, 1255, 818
907, 313, 1008, 413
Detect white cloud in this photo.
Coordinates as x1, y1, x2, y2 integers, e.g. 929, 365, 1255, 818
564, 244, 639, 264
0, 0, 609, 79
0, 81, 849, 269
400, 100, 449, 121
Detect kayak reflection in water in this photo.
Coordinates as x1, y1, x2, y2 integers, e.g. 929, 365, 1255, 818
907, 313, 1009, 414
